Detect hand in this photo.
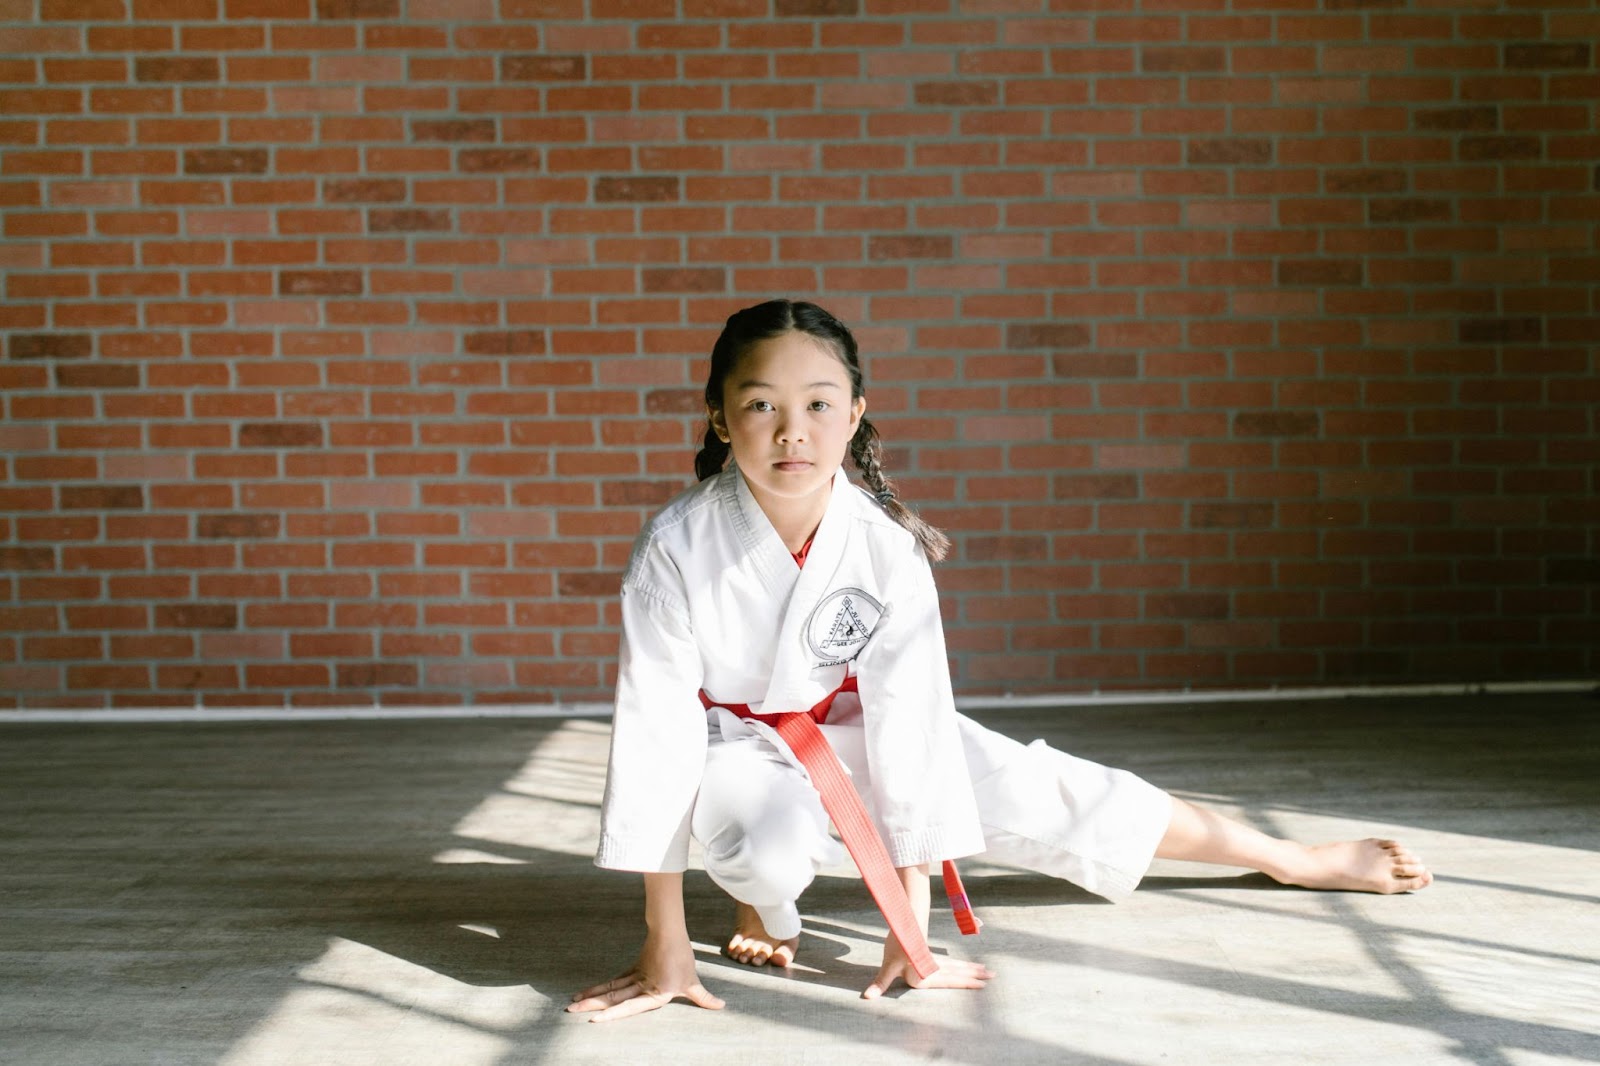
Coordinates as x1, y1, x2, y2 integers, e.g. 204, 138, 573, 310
862, 930, 995, 1000
566, 930, 724, 1023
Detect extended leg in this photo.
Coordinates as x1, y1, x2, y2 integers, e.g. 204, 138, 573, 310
1156, 796, 1432, 893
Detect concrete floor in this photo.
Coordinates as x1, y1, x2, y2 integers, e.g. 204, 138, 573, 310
1, 693, 1596, 1066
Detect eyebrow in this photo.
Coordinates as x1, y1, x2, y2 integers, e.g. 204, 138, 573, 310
732, 379, 842, 390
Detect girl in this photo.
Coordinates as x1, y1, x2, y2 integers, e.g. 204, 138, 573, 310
568, 300, 1431, 1023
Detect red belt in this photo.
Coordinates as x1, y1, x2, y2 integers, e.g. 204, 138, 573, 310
701, 676, 979, 981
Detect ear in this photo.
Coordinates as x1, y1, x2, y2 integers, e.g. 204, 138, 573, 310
707, 406, 730, 443
850, 395, 866, 432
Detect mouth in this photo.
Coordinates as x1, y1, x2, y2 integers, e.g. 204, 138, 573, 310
773, 458, 813, 472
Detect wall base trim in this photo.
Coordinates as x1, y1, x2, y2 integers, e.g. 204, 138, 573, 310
3, 678, 1594, 724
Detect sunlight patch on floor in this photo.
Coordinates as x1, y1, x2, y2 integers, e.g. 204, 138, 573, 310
434, 847, 528, 865
1504, 1051, 1600, 1066
437, 720, 611, 863
1404, 935, 1600, 1030
991, 953, 1459, 1066
219, 938, 544, 1066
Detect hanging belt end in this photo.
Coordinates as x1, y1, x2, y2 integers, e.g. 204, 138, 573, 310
941, 860, 982, 936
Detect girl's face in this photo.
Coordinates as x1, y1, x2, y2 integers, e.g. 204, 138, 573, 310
710, 330, 866, 519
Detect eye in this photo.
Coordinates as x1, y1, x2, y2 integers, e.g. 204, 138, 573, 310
809, 400, 830, 411
748, 400, 773, 412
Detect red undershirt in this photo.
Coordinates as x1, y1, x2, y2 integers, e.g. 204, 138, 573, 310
790, 532, 816, 568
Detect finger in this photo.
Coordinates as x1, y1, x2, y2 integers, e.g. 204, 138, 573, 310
581, 981, 648, 1011
862, 966, 899, 1000
589, 990, 667, 1024
945, 959, 995, 976
566, 982, 640, 1013
903, 958, 996, 991
685, 983, 725, 1011
566, 994, 618, 1014
571, 972, 635, 1003
567, 983, 629, 1012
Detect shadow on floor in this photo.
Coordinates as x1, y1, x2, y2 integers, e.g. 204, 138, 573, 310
2, 693, 1596, 1065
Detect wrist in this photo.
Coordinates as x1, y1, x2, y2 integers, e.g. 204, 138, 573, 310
642, 871, 689, 936
895, 863, 932, 933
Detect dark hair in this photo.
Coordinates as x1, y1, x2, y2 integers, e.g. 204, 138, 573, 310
694, 299, 951, 562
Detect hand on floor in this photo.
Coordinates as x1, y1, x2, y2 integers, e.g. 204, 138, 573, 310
862, 931, 995, 1000
566, 931, 724, 1023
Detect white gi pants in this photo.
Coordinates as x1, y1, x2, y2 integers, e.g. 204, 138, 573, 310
690, 711, 1174, 938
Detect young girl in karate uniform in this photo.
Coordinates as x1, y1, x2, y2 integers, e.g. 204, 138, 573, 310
568, 300, 1431, 1023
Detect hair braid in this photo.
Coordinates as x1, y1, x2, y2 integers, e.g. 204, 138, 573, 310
849, 416, 950, 563
694, 424, 730, 482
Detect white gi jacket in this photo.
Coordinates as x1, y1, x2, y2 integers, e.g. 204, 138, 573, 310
596, 464, 986, 874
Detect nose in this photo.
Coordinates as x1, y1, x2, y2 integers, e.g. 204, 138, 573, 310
775, 410, 805, 444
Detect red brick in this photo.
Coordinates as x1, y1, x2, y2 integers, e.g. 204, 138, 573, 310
1187, 139, 1274, 165
278, 269, 363, 296
502, 54, 586, 80
135, 58, 219, 83
776, 0, 856, 13
316, 0, 397, 15
863, 234, 950, 261
1505, 43, 1589, 69
594, 175, 679, 202
641, 267, 726, 294
913, 80, 999, 108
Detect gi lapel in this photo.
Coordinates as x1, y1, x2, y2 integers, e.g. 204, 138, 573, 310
757, 467, 851, 716
727, 463, 800, 604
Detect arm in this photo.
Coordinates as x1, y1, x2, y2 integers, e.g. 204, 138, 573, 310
862, 864, 995, 999
596, 569, 707, 874
855, 548, 985, 868
566, 872, 724, 1023
573, 539, 720, 1021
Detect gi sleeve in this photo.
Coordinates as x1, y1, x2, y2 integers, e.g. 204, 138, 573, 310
593, 550, 709, 873
854, 548, 986, 868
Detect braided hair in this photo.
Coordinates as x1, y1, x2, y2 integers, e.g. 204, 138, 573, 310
695, 299, 951, 562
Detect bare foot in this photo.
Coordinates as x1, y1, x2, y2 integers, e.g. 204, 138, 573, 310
725, 902, 799, 968
1270, 838, 1433, 894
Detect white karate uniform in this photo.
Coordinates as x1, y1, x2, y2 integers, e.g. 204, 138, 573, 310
596, 465, 1172, 937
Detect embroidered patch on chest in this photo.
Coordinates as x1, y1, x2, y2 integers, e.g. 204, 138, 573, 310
805, 587, 885, 666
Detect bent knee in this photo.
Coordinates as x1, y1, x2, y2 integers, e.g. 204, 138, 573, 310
702, 805, 828, 902
705, 835, 818, 904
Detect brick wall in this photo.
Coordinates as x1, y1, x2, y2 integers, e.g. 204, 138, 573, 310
1, 1, 1596, 709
